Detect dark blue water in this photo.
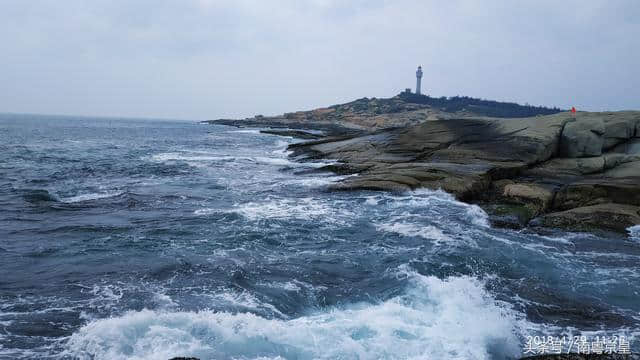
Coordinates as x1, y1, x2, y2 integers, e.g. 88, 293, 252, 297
1, 114, 639, 359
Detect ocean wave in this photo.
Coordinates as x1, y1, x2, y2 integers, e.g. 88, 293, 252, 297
22, 188, 125, 205
273, 139, 292, 149
252, 156, 297, 166
363, 196, 379, 206
628, 225, 640, 241
465, 204, 490, 227
385, 189, 490, 228
204, 290, 287, 319
282, 175, 349, 188
230, 197, 354, 224
60, 191, 124, 203
193, 208, 217, 216
374, 221, 451, 245
150, 152, 239, 162
64, 270, 521, 360
21, 189, 59, 203
149, 150, 336, 172
230, 129, 262, 134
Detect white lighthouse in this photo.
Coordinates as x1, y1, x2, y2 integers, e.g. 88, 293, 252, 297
415, 66, 423, 95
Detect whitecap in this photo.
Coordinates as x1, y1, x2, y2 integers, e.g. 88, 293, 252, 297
386, 188, 490, 228
364, 196, 379, 206
64, 271, 522, 360
628, 225, 640, 241
205, 290, 286, 318
230, 197, 354, 225
273, 139, 292, 149
283, 175, 349, 188
374, 221, 451, 245
152, 292, 177, 309
534, 234, 574, 245
252, 157, 297, 166
61, 191, 123, 203
86, 284, 124, 310
230, 129, 261, 134
465, 204, 490, 227
150, 152, 237, 162
193, 208, 216, 216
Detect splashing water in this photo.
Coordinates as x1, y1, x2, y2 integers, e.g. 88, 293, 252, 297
1, 114, 639, 359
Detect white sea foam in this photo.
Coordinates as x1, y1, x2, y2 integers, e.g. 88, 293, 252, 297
152, 292, 177, 309
256, 279, 327, 295
366, 188, 491, 249
375, 222, 451, 245
628, 225, 640, 241
534, 233, 574, 245
64, 270, 522, 360
206, 290, 286, 318
252, 156, 296, 166
230, 129, 261, 134
150, 152, 234, 162
61, 191, 123, 203
284, 175, 348, 188
386, 188, 490, 228
273, 139, 292, 149
364, 196, 379, 206
281, 281, 302, 292
465, 204, 490, 227
231, 197, 354, 225
83, 284, 124, 311
193, 208, 216, 216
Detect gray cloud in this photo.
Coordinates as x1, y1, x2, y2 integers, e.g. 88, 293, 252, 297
0, 0, 638, 120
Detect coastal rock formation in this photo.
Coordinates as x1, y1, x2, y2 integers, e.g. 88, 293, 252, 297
558, 112, 640, 157
532, 203, 640, 233
206, 95, 640, 234
288, 111, 640, 233
559, 117, 605, 157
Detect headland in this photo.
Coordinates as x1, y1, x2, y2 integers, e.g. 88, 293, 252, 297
205, 93, 640, 235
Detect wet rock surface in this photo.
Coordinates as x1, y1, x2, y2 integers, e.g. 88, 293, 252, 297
206, 99, 640, 234
291, 111, 640, 233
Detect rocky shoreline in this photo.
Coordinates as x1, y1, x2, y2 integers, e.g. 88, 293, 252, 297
206, 97, 640, 235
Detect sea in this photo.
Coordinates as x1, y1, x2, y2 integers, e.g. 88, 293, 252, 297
0, 114, 639, 359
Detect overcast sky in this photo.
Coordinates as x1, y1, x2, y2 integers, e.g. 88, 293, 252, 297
1, 0, 638, 120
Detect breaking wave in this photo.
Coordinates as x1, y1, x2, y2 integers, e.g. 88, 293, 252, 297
229, 197, 355, 225
6, 118, 640, 358
60, 191, 124, 203
628, 225, 640, 241
374, 221, 451, 244
64, 269, 522, 360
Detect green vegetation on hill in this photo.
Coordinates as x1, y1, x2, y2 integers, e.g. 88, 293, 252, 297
398, 92, 563, 118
